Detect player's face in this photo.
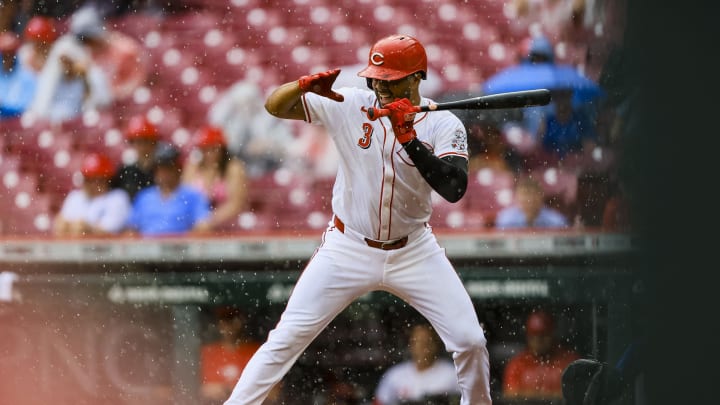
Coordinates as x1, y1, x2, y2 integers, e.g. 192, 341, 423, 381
370, 74, 419, 106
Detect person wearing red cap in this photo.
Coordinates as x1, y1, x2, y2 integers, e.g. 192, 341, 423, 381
53, 152, 131, 237
18, 15, 59, 74
182, 125, 248, 233
111, 114, 161, 200
502, 309, 580, 401
0, 31, 37, 119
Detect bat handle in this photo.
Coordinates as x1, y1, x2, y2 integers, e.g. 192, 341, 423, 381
366, 105, 422, 121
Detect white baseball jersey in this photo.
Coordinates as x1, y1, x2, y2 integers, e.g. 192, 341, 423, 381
375, 359, 461, 404
302, 87, 468, 241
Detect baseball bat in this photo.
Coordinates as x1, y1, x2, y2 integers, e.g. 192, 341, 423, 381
366, 89, 552, 121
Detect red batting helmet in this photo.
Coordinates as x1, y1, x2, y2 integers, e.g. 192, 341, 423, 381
525, 310, 555, 336
125, 114, 160, 142
357, 34, 427, 82
23, 16, 58, 43
81, 153, 115, 179
194, 125, 226, 148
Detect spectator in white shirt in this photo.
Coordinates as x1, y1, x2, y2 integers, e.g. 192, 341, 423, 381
53, 152, 131, 237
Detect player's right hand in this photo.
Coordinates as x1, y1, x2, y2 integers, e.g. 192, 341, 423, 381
385, 98, 418, 144
298, 69, 345, 102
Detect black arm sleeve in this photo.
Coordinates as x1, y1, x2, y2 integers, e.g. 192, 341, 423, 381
402, 138, 468, 203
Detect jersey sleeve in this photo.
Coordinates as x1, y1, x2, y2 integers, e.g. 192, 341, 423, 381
430, 113, 469, 160
301, 87, 365, 128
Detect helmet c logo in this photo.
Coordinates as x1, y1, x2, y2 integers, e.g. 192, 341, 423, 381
370, 52, 384, 66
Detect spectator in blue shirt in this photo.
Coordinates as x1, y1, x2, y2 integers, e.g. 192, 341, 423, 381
495, 176, 569, 229
125, 142, 212, 237
0, 32, 37, 119
539, 89, 598, 159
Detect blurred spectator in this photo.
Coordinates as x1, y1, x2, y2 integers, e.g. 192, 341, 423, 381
373, 323, 460, 405
124, 142, 212, 236
182, 125, 248, 233
503, 310, 581, 401
517, 35, 559, 139
53, 152, 131, 237
495, 176, 569, 229
200, 306, 262, 405
467, 121, 518, 174
284, 123, 339, 181
0, 31, 37, 119
601, 179, 631, 232
207, 80, 294, 178
23, 32, 111, 124
17, 15, 58, 74
112, 114, 160, 200
538, 89, 598, 159
66, 4, 147, 100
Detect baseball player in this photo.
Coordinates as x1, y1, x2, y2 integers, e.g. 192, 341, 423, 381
224, 34, 492, 405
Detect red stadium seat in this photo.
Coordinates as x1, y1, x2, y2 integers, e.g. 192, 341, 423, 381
464, 168, 516, 220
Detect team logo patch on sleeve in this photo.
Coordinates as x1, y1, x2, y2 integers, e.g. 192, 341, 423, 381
451, 128, 467, 152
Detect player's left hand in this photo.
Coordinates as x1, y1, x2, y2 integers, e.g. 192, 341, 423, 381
385, 98, 417, 144
298, 69, 345, 102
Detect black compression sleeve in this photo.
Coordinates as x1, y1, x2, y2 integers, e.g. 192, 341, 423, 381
402, 138, 468, 203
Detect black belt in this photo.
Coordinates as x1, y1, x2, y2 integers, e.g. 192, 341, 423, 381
333, 216, 408, 251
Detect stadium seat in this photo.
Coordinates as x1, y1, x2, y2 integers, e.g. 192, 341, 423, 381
464, 168, 515, 222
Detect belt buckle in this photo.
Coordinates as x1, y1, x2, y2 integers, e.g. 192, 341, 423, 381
380, 241, 394, 250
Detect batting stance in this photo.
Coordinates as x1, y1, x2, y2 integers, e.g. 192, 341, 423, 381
224, 34, 492, 405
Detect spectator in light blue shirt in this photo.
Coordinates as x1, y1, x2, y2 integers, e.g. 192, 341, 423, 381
495, 176, 569, 229
125, 142, 212, 236
0, 32, 37, 119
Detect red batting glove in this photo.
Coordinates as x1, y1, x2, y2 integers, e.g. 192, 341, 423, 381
298, 69, 344, 102
385, 98, 417, 144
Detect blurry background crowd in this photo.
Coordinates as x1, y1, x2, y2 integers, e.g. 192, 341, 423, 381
0, 0, 629, 237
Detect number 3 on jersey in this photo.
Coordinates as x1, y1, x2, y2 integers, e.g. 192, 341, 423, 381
358, 123, 373, 149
